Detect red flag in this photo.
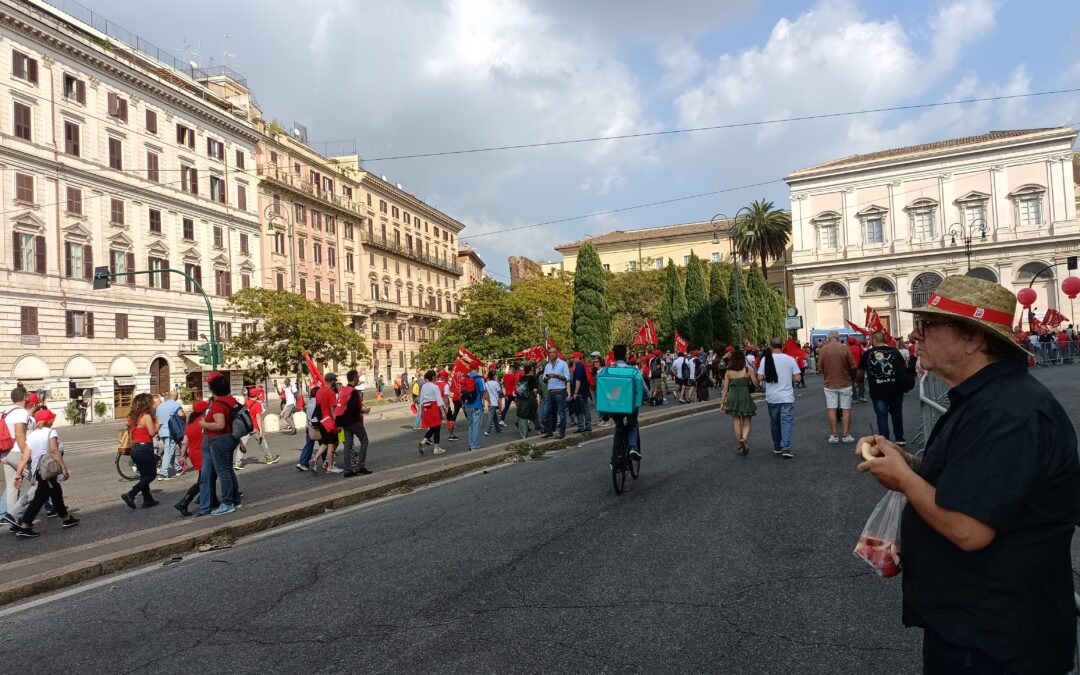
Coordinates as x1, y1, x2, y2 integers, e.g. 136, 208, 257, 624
845, 321, 871, 338
545, 335, 563, 359
783, 338, 807, 369
674, 330, 688, 353
458, 345, 483, 368
632, 319, 659, 346
301, 349, 326, 388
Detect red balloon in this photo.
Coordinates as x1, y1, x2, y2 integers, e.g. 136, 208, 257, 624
1016, 287, 1037, 308
1062, 276, 1080, 300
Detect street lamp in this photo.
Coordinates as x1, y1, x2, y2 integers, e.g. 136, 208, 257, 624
710, 206, 753, 347
948, 218, 988, 272
264, 202, 296, 293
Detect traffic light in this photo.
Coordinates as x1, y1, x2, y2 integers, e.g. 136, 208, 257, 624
197, 343, 212, 365
213, 342, 224, 364
93, 265, 111, 290
1069, 256, 1078, 271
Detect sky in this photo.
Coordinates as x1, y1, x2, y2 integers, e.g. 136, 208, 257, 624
81, 0, 1080, 281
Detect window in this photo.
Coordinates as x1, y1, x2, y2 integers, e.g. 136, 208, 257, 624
326, 215, 335, 234
15, 172, 33, 203
346, 253, 354, 272
184, 263, 202, 292
817, 282, 847, 299
300, 277, 307, 297
209, 176, 226, 204
343, 186, 353, 200
911, 272, 943, 308
176, 124, 195, 148
149, 208, 162, 233
66, 186, 82, 214
1018, 198, 1041, 226
215, 321, 231, 341
241, 273, 250, 290
369, 253, 375, 266
864, 217, 884, 245
911, 209, 936, 240
115, 313, 128, 339
344, 222, 354, 240
380, 199, 387, 213
107, 93, 128, 121
148, 256, 169, 289
214, 269, 232, 297
64, 241, 92, 279
392, 206, 399, 219
12, 50, 38, 83
13, 102, 31, 140
207, 138, 224, 160
240, 233, 249, 254
626, 261, 637, 271
110, 198, 125, 224
146, 152, 159, 182
273, 232, 285, 254
315, 280, 322, 301
237, 184, 247, 211
21, 307, 38, 336
367, 194, 372, 206
235, 149, 245, 169
181, 165, 198, 194
312, 210, 321, 230
682, 255, 691, 265
864, 277, 896, 295
213, 225, 223, 248
110, 249, 135, 286
181, 218, 194, 240
275, 273, 284, 292
655, 259, 664, 270
63, 74, 85, 103
66, 310, 94, 338
145, 109, 157, 134
602, 263, 610, 271
313, 243, 322, 264
963, 202, 987, 227
269, 151, 278, 164
328, 246, 336, 268
154, 316, 165, 341
187, 318, 198, 341
323, 176, 333, 194
295, 204, 306, 223
818, 221, 839, 250
108, 137, 122, 170
298, 237, 306, 261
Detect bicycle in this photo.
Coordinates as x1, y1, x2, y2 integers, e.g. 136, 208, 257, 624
610, 417, 641, 495
115, 441, 164, 481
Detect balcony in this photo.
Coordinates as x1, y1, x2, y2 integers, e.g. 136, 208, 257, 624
412, 306, 441, 322
258, 164, 362, 216
370, 299, 403, 315
360, 229, 464, 276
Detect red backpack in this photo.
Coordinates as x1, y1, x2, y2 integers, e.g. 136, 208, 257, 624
0, 408, 17, 452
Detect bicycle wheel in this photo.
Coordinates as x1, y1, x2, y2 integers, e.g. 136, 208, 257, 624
612, 438, 628, 495
629, 438, 641, 480
115, 453, 138, 481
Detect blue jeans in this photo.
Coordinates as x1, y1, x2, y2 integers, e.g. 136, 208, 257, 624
203, 434, 238, 510
543, 389, 568, 436
872, 396, 905, 442
158, 436, 179, 477
414, 401, 422, 428
299, 430, 315, 466
464, 406, 484, 449
126, 443, 157, 501
485, 408, 503, 434
574, 396, 591, 431
767, 402, 795, 452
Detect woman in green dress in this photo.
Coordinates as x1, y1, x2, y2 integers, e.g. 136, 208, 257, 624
719, 349, 759, 455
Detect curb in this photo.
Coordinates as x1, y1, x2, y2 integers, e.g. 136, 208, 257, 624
0, 399, 715, 607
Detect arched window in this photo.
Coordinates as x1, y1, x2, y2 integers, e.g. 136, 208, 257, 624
817, 282, 848, 299
966, 267, 998, 283
911, 272, 943, 307
1017, 262, 1053, 281
864, 277, 896, 294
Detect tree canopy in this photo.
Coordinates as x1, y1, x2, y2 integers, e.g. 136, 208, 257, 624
709, 262, 734, 347
570, 242, 611, 354
659, 259, 688, 349
684, 252, 711, 349
732, 199, 792, 272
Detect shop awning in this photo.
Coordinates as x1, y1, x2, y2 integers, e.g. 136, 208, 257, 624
12, 355, 49, 381
109, 356, 137, 378
64, 356, 97, 381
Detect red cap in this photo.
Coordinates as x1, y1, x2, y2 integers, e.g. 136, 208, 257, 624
33, 409, 55, 424
726, 346, 734, 352
437, 370, 449, 379
193, 400, 209, 414
26, 393, 41, 406
248, 388, 263, 399
691, 349, 700, 356
570, 352, 583, 359
848, 337, 857, 345
207, 372, 225, 382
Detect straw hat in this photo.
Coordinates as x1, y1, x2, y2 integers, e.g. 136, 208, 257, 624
900, 275, 1025, 355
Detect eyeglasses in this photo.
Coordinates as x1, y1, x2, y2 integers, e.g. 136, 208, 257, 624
913, 316, 957, 333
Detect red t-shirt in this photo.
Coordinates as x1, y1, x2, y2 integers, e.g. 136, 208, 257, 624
206, 395, 237, 438
183, 418, 204, 471
246, 399, 264, 431
315, 386, 337, 425
130, 413, 153, 444
502, 372, 520, 396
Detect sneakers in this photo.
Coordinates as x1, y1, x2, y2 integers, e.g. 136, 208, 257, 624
782, 450, 794, 459
121, 493, 136, 510
61, 517, 80, 529
264, 454, 280, 465
841, 435, 856, 444
211, 503, 236, 516
895, 440, 907, 446
233, 462, 244, 471
447, 435, 459, 441
295, 463, 309, 472
14, 527, 40, 539
628, 447, 641, 460
433, 447, 446, 455
328, 467, 344, 474
157, 474, 173, 481
827, 435, 840, 444
772, 448, 782, 455
1, 513, 16, 527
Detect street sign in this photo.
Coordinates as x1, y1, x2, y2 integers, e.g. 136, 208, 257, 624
92, 265, 111, 290
784, 316, 804, 330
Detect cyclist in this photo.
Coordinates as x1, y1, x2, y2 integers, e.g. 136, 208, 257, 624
601, 344, 649, 464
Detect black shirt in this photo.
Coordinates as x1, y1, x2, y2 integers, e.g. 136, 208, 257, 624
901, 359, 1080, 674
859, 345, 906, 399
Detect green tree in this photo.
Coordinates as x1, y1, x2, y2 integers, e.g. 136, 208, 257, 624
605, 267, 668, 346
684, 251, 711, 349
742, 264, 786, 345
732, 199, 792, 272
570, 242, 611, 354
226, 288, 369, 381
710, 262, 734, 346
659, 259, 688, 349
416, 277, 573, 367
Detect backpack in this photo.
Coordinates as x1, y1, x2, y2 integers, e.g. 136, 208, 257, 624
649, 358, 662, 379
37, 444, 62, 481
0, 408, 15, 452
514, 379, 530, 399
596, 366, 640, 414
680, 359, 691, 380
461, 375, 482, 404
167, 410, 186, 440
230, 401, 255, 440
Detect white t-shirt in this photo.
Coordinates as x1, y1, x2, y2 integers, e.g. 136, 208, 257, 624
418, 381, 442, 406
2, 405, 32, 450
758, 352, 800, 405
746, 354, 758, 370
284, 384, 297, 406
357, 374, 367, 392
485, 379, 501, 406
672, 356, 685, 377
27, 426, 60, 475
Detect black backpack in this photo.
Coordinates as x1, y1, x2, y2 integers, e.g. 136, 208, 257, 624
230, 402, 255, 440
680, 359, 691, 380
514, 379, 530, 399
649, 358, 662, 379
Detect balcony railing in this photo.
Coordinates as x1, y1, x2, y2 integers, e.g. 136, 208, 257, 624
360, 230, 464, 276
258, 165, 362, 216
370, 299, 403, 314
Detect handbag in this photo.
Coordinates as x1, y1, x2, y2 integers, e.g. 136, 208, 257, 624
117, 429, 133, 454
37, 453, 62, 481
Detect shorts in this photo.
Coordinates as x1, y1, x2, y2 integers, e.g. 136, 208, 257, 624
675, 378, 686, 387
824, 387, 853, 410
313, 423, 338, 445
650, 377, 663, 392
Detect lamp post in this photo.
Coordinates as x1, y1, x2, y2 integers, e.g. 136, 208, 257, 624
948, 218, 988, 272
711, 206, 752, 347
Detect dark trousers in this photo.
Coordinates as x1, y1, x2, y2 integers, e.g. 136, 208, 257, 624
22, 471, 68, 524
341, 423, 369, 469
500, 396, 513, 421
127, 443, 157, 501
872, 395, 905, 441
424, 425, 441, 444
609, 410, 640, 465
922, 628, 1013, 674
205, 434, 238, 507
543, 389, 568, 436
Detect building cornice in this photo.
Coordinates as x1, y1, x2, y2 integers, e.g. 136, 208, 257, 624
360, 172, 466, 234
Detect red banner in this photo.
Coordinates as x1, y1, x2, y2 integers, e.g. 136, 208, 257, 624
674, 330, 688, 354
301, 348, 326, 388
631, 319, 658, 346
458, 345, 483, 368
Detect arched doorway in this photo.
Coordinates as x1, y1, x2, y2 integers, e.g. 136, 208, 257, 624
815, 282, 849, 328
149, 357, 170, 394
863, 277, 897, 333
911, 272, 944, 308
966, 267, 998, 283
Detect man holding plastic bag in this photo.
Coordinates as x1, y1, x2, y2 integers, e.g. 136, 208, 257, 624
855, 276, 1080, 675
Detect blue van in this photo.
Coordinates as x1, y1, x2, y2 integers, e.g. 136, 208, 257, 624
809, 327, 866, 349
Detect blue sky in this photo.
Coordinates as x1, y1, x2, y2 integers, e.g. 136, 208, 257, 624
81, 0, 1080, 280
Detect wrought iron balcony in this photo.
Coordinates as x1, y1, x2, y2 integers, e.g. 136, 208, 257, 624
359, 229, 464, 276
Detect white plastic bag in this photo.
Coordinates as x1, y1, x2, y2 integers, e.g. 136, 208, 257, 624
853, 490, 906, 577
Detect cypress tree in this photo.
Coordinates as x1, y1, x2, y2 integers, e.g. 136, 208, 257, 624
744, 264, 783, 346
684, 252, 711, 349
660, 259, 688, 349
570, 242, 611, 354
727, 264, 748, 346
710, 262, 734, 346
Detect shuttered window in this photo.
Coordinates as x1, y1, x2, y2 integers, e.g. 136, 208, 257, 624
12, 50, 38, 83
146, 152, 159, 182
154, 316, 166, 341
66, 186, 82, 214
13, 102, 31, 140
115, 313, 128, 339
145, 109, 157, 133
20, 307, 37, 336
63, 121, 79, 155
15, 173, 33, 202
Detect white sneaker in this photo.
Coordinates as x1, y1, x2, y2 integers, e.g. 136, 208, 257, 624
827, 435, 840, 444
433, 447, 446, 455
328, 467, 344, 474
841, 435, 856, 443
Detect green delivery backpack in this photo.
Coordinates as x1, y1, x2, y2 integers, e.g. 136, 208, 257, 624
596, 366, 639, 414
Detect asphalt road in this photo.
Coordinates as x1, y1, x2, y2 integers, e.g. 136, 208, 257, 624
1, 367, 1075, 674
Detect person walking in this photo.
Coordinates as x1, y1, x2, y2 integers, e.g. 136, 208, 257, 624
856, 275, 1080, 674
569, 352, 593, 433
155, 390, 183, 480
309, 374, 342, 475
410, 374, 423, 431
417, 370, 447, 455
484, 369, 503, 435
1, 386, 33, 528
856, 331, 909, 445
174, 400, 217, 517
541, 350, 570, 439
11, 409, 78, 538
462, 363, 486, 450
279, 377, 298, 434
336, 370, 372, 477
295, 385, 319, 472
446, 373, 463, 442
719, 349, 758, 456
499, 364, 519, 424
816, 330, 857, 444
513, 363, 541, 438
121, 393, 160, 509
235, 389, 280, 470
393, 374, 403, 401
849, 337, 867, 402
758, 338, 802, 459
694, 350, 712, 402
198, 373, 240, 516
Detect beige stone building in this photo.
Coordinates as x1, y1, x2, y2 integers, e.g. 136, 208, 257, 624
0, 0, 262, 421
786, 128, 1079, 342
457, 245, 486, 287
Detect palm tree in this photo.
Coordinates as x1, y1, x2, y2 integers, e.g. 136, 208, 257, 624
732, 199, 792, 272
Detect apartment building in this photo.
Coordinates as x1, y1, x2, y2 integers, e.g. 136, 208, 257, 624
0, 0, 261, 420
457, 245, 486, 287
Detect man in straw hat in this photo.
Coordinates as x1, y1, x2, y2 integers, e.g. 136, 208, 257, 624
856, 275, 1080, 674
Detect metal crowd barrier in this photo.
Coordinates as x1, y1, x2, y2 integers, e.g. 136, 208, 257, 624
1029, 339, 1079, 367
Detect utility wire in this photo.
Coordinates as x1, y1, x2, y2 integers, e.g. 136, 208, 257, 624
361, 88, 1080, 162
